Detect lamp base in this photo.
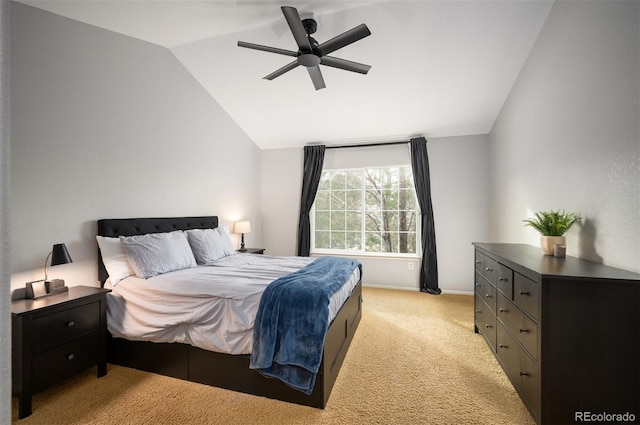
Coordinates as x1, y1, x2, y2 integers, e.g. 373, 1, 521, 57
240, 233, 246, 252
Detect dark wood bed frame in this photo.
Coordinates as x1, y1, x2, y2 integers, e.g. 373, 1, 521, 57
97, 216, 362, 408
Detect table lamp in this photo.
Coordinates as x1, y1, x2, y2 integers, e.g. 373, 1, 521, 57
26, 243, 72, 299
233, 221, 251, 252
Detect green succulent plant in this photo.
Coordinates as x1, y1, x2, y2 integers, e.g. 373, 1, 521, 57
523, 210, 580, 236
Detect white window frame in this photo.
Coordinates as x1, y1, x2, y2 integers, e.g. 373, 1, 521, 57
310, 165, 420, 258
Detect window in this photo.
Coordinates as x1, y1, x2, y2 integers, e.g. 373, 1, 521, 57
312, 166, 418, 256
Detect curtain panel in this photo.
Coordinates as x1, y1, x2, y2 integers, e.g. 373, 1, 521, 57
297, 145, 326, 256
410, 137, 441, 294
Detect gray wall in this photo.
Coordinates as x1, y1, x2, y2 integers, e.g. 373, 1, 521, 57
261, 135, 490, 293
489, 0, 639, 273
1, 2, 10, 422
9, 3, 262, 292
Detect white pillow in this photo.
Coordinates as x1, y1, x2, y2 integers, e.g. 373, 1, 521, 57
218, 224, 231, 236
96, 236, 134, 286
217, 224, 236, 248
120, 231, 197, 278
186, 228, 236, 264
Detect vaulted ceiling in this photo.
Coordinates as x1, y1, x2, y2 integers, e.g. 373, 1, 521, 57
17, 1, 553, 149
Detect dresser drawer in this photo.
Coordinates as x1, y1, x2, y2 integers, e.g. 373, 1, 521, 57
496, 323, 520, 381
497, 293, 538, 360
475, 251, 486, 274
32, 302, 100, 353
496, 263, 513, 299
475, 274, 497, 313
482, 256, 498, 285
32, 331, 99, 391
475, 295, 497, 351
514, 273, 539, 321
497, 323, 540, 416
519, 348, 541, 417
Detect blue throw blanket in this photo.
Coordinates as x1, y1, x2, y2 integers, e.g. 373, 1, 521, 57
249, 256, 362, 395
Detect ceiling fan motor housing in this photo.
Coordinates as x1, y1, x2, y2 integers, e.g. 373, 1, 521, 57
301, 18, 320, 54
302, 18, 317, 35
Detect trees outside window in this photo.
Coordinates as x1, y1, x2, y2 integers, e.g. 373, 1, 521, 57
313, 167, 418, 255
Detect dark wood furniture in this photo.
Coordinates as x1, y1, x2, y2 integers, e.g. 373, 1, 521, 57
12, 286, 110, 419
237, 248, 265, 254
97, 216, 362, 409
473, 243, 640, 425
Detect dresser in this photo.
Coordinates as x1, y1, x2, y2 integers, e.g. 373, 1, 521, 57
12, 285, 110, 419
473, 243, 639, 425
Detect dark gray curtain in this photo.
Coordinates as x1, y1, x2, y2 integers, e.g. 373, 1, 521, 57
297, 145, 326, 256
410, 137, 441, 294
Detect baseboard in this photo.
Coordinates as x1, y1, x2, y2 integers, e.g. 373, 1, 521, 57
362, 284, 473, 296
363, 284, 418, 291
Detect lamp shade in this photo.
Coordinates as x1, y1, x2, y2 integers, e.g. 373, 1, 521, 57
50, 243, 72, 266
233, 221, 251, 234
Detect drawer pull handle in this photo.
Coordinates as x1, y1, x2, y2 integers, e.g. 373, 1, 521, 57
485, 294, 492, 298
499, 308, 508, 313
519, 372, 530, 377
485, 324, 493, 329
485, 267, 493, 272
519, 291, 531, 296
475, 283, 481, 288
67, 354, 75, 361
67, 321, 75, 328
475, 261, 482, 265
475, 310, 481, 314
499, 344, 508, 349
498, 277, 508, 282
519, 329, 530, 333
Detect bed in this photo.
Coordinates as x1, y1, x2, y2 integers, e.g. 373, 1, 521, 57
97, 216, 362, 408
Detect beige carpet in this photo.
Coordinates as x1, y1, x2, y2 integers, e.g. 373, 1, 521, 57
12, 287, 535, 424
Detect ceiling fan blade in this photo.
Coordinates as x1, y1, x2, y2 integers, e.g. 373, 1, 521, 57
321, 56, 371, 74
264, 61, 300, 81
281, 6, 312, 51
307, 66, 326, 91
316, 24, 371, 57
237, 41, 298, 57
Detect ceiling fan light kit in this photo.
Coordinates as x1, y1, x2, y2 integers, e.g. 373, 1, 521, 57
238, 6, 371, 90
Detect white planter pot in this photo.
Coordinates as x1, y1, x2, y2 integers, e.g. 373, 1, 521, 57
540, 236, 566, 256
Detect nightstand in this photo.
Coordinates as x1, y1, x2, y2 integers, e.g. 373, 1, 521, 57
11, 285, 110, 419
237, 248, 265, 254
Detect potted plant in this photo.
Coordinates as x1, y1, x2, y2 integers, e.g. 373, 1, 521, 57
523, 210, 580, 255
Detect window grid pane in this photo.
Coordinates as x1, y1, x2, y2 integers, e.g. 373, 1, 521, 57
314, 166, 418, 255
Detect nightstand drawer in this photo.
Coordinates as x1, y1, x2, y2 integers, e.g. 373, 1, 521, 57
32, 301, 100, 353
32, 331, 100, 391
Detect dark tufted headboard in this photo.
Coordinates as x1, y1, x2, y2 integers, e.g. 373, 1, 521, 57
97, 216, 219, 286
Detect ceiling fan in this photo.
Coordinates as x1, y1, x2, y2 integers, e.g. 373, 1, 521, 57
237, 6, 372, 90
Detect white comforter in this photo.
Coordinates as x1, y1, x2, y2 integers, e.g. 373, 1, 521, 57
107, 254, 360, 355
